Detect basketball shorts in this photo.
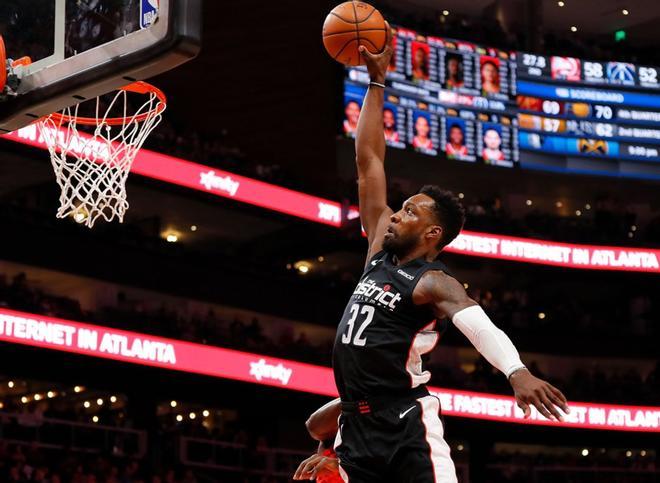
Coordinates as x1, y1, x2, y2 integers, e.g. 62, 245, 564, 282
333, 391, 458, 483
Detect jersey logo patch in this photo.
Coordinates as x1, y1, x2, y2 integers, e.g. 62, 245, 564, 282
397, 269, 414, 280
399, 405, 417, 418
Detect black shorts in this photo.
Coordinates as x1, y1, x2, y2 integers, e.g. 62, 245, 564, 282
334, 393, 458, 483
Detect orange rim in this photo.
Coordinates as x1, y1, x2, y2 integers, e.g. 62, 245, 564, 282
0, 36, 7, 93
48, 81, 167, 126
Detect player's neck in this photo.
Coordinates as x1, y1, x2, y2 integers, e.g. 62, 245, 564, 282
393, 246, 440, 266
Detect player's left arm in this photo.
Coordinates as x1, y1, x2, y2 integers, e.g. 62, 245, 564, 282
415, 271, 570, 421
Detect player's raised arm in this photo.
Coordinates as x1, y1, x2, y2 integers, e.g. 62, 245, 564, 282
355, 23, 394, 254
416, 270, 570, 422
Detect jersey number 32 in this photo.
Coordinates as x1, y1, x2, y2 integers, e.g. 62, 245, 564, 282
341, 304, 375, 346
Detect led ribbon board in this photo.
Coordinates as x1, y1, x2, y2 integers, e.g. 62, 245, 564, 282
0, 308, 658, 432
3, 126, 659, 273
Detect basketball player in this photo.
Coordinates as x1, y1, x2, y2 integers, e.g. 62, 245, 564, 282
329, 26, 569, 483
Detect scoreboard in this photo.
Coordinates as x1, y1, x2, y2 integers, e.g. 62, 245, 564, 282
343, 26, 518, 168
516, 52, 660, 178
342, 26, 660, 180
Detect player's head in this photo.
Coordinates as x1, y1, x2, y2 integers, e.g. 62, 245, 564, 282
383, 108, 396, 129
481, 61, 498, 83
383, 186, 465, 258
449, 124, 464, 145
484, 128, 501, 149
345, 101, 360, 124
414, 46, 428, 73
447, 57, 461, 77
414, 115, 430, 137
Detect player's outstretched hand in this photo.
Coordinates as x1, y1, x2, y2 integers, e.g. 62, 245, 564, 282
293, 453, 339, 480
509, 368, 570, 421
359, 21, 393, 84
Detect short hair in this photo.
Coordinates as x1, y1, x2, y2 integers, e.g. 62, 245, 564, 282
418, 185, 466, 248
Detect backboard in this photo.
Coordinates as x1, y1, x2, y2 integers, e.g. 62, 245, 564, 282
0, 0, 201, 133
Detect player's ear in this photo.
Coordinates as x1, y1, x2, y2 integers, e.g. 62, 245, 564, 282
426, 225, 442, 244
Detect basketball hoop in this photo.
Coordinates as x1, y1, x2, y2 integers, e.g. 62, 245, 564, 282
38, 81, 166, 228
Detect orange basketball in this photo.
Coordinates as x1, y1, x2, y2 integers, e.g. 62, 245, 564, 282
322, 1, 387, 66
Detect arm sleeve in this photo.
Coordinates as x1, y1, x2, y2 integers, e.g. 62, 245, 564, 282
451, 305, 526, 378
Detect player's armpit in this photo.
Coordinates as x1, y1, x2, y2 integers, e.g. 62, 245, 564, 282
305, 398, 341, 442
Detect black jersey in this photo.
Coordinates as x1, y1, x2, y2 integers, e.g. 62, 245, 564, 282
333, 250, 450, 401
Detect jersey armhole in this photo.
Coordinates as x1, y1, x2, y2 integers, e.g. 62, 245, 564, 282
408, 263, 452, 306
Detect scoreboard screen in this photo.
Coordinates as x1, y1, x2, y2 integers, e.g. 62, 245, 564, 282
342, 26, 518, 168
342, 25, 660, 180
517, 52, 660, 179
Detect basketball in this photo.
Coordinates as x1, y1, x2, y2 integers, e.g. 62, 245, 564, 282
322, 1, 388, 66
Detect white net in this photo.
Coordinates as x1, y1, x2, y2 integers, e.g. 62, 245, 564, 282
37, 83, 165, 228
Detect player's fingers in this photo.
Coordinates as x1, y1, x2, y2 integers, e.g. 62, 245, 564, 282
547, 384, 570, 411
531, 397, 554, 421
545, 387, 569, 415
517, 400, 530, 419
385, 20, 393, 46
358, 45, 377, 60
293, 455, 316, 479
541, 393, 564, 421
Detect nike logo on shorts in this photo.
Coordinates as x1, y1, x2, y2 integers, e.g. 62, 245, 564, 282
399, 405, 417, 419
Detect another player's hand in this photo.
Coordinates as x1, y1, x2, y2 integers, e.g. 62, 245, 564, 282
359, 21, 393, 84
509, 368, 570, 421
293, 453, 339, 480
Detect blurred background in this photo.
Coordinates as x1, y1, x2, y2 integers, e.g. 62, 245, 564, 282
0, 0, 659, 482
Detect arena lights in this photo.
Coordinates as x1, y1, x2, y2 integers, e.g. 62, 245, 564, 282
0, 308, 657, 432
585, 203, 591, 210
34, 393, 42, 401
97, 398, 104, 406
622, 9, 629, 15
170, 400, 178, 408
442, 10, 449, 16
557, 1, 565, 6
7, 381, 14, 388
581, 448, 589, 456
189, 412, 197, 420
190, 225, 198, 232
0, 402, 4, 409
202, 410, 210, 417
47, 391, 55, 398
165, 233, 178, 243
92, 416, 99, 423
571, 26, 578, 32
110, 395, 117, 403
84, 401, 91, 408
525, 199, 533, 206
20, 396, 28, 404
74, 386, 83, 393
176, 414, 184, 422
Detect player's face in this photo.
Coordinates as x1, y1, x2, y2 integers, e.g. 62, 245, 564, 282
383, 194, 440, 257
414, 48, 425, 66
484, 129, 501, 149
448, 58, 459, 75
450, 126, 464, 145
482, 63, 497, 83
345, 102, 360, 124
415, 116, 430, 137
383, 110, 396, 129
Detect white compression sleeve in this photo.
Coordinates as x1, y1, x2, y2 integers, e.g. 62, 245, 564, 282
452, 305, 526, 378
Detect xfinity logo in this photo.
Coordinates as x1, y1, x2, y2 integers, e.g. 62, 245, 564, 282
397, 269, 414, 280
249, 359, 292, 385
200, 170, 240, 196
353, 278, 402, 310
